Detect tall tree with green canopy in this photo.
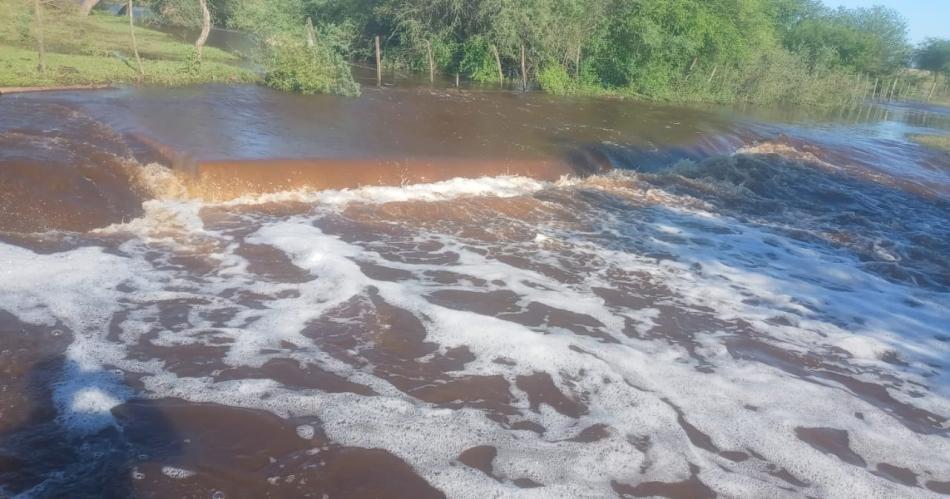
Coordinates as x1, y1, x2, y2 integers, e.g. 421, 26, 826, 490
916, 38, 950, 101
783, 4, 910, 75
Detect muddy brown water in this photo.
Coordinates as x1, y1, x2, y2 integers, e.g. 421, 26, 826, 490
1, 85, 949, 498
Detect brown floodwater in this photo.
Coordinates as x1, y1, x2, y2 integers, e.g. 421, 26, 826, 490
1, 84, 949, 498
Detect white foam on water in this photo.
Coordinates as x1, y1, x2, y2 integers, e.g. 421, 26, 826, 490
217, 175, 557, 207
0, 243, 148, 433
161, 466, 197, 479
296, 424, 315, 440
1, 172, 948, 497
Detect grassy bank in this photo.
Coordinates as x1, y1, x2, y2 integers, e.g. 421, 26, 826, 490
0, 1, 254, 88
910, 134, 950, 152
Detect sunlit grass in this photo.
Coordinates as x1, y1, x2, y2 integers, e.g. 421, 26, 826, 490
0, 1, 255, 87
909, 134, 950, 152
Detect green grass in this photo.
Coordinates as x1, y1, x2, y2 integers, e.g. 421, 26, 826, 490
0, 2, 255, 87
910, 134, 950, 152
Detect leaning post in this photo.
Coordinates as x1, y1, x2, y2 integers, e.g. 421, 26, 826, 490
375, 35, 382, 87
520, 45, 526, 92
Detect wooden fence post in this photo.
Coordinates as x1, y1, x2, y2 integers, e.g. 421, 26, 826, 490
305, 17, 316, 48
33, 0, 45, 73
426, 40, 434, 84
375, 35, 382, 87
685, 57, 698, 81
520, 45, 527, 92
491, 44, 503, 86
706, 65, 718, 85
128, 0, 144, 78
575, 45, 582, 77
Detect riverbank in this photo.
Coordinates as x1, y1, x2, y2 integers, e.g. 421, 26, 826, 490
911, 134, 950, 152
0, 3, 254, 88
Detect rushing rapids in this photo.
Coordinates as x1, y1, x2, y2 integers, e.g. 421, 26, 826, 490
1, 86, 949, 498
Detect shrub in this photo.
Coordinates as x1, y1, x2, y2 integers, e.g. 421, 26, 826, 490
263, 40, 359, 96
537, 61, 577, 95
459, 37, 499, 83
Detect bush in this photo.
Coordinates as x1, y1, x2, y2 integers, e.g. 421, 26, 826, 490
537, 62, 577, 95
459, 37, 499, 83
263, 40, 359, 96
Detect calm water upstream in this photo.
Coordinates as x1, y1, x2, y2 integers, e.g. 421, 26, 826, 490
1, 85, 949, 498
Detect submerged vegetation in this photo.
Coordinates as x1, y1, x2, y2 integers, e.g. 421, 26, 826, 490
4, 0, 950, 105
218, 0, 950, 105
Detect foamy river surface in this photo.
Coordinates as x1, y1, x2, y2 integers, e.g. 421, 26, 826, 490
1, 85, 949, 498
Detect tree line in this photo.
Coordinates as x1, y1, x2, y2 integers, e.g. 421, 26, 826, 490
56, 1, 950, 103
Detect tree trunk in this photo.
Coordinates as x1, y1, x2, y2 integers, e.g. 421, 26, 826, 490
520, 45, 526, 92
426, 40, 434, 84
79, 0, 100, 16
34, 0, 46, 73
375, 35, 382, 87
928, 73, 939, 102
491, 44, 503, 86
195, 0, 211, 62
305, 17, 316, 48
887, 78, 898, 102
575, 45, 581, 78
706, 65, 718, 85
128, 0, 144, 78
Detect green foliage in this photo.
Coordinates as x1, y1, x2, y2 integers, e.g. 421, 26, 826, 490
537, 61, 577, 95
916, 38, 950, 76
1, 0, 926, 104
183, 46, 201, 76
0, 0, 254, 88
782, 4, 911, 75
263, 40, 359, 96
223, 0, 360, 96
16, 10, 32, 43
458, 37, 498, 83
148, 0, 236, 27
147, 0, 204, 27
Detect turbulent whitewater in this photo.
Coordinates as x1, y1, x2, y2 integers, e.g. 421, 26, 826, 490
1, 87, 949, 498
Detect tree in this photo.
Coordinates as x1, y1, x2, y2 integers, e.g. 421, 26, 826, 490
79, 0, 100, 16
195, 0, 212, 62
128, 0, 144, 78
916, 38, 950, 101
782, 4, 910, 75
916, 38, 950, 75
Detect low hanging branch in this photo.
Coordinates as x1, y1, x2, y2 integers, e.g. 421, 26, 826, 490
195, 0, 211, 62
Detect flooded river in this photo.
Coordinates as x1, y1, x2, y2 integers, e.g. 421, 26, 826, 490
1, 85, 949, 498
